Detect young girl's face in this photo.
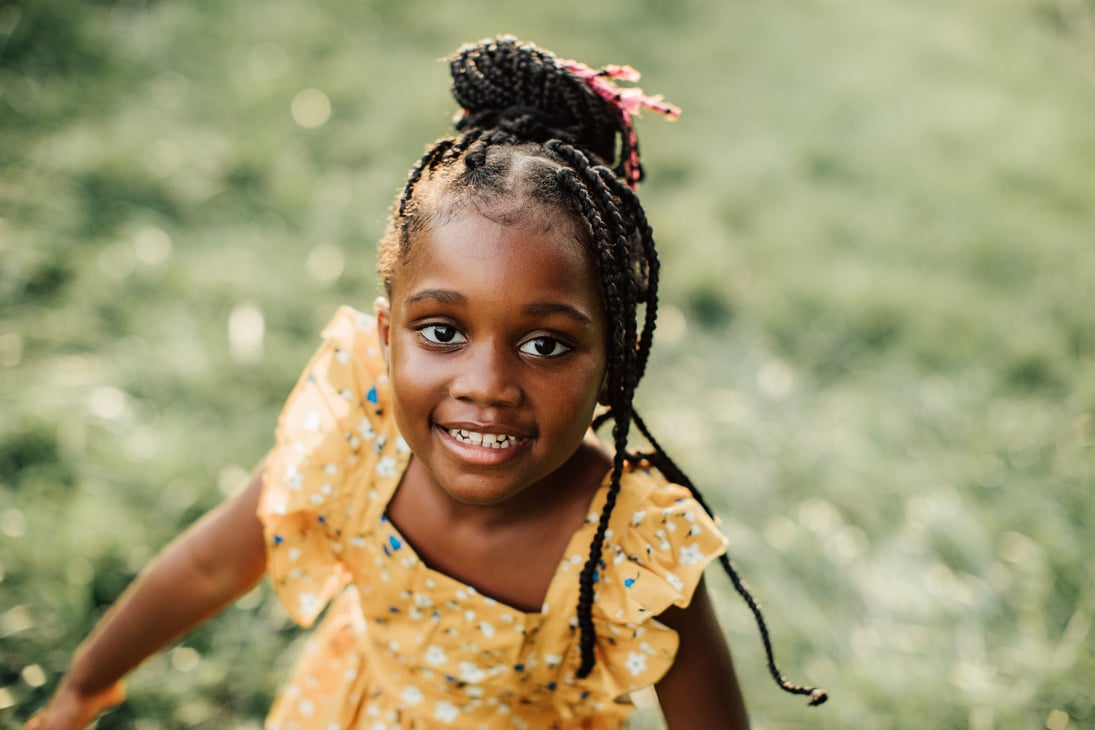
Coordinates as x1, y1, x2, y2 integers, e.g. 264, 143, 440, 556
378, 208, 607, 507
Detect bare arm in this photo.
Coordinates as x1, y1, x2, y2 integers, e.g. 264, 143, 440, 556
655, 578, 750, 730
26, 464, 269, 729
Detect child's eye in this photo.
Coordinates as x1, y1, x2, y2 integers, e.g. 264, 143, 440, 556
519, 337, 571, 358
419, 324, 465, 345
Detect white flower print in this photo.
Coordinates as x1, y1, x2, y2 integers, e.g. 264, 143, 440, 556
479, 621, 495, 638
545, 653, 562, 667
665, 572, 684, 592
630, 509, 646, 526
283, 467, 303, 490
679, 542, 704, 566
424, 645, 447, 666
358, 418, 376, 440
298, 592, 319, 617
400, 685, 424, 705
459, 661, 486, 684
376, 456, 397, 477
625, 651, 647, 677
302, 410, 322, 432
395, 435, 410, 453
433, 701, 460, 724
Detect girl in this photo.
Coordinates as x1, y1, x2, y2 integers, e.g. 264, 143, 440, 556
27, 36, 825, 729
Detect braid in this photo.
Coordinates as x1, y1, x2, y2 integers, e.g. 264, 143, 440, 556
630, 413, 829, 706
378, 35, 826, 708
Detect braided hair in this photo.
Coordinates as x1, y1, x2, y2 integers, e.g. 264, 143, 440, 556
378, 36, 826, 707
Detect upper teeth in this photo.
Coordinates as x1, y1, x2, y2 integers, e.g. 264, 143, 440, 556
448, 429, 517, 449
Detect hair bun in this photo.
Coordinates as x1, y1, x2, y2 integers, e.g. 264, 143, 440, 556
449, 36, 619, 165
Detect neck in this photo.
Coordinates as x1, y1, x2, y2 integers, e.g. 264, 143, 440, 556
406, 433, 612, 530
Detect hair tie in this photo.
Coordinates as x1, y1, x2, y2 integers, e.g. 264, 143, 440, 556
560, 59, 681, 189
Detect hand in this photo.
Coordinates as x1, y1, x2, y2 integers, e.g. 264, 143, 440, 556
24, 679, 125, 730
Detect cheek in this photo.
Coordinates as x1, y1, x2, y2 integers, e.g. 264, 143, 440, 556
388, 340, 439, 416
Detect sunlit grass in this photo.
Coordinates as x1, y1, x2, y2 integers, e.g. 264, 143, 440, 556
2, 0, 1092, 727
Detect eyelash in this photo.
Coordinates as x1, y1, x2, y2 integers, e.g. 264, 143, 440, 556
418, 324, 464, 345
519, 337, 571, 358
416, 325, 572, 358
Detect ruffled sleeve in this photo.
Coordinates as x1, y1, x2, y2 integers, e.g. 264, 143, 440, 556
258, 306, 396, 627
555, 462, 729, 710
596, 464, 728, 625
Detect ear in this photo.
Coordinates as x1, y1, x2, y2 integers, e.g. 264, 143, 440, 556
375, 296, 392, 367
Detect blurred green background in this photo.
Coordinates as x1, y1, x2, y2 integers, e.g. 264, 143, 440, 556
2, 0, 1093, 727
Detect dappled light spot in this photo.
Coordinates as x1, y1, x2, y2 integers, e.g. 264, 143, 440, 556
656, 304, 686, 345
235, 585, 264, 611
219, 464, 251, 497
21, 664, 46, 688
997, 531, 1039, 565
903, 488, 960, 532
306, 244, 345, 283
0, 508, 26, 538
923, 561, 976, 605
134, 225, 172, 266
1046, 709, 1071, 730
67, 557, 94, 586
757, 358, 794, 399
797, 497, 843, 537
764, 515, 799, 552
170, 646, 201, 673
144, 138, 183, 178
88, 386, 131, 422
291, 88, 331, 128
949, 659, 998, 697
0, 333, 22, 367
229, 304, 265, 364
828, 525, 867, 563
0, 605, 33, 637
123, 427, 159, 462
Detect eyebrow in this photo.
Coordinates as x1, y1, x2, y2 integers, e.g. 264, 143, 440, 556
403, 290, 593, 325
404, 289, 466, 306
523, 302, 593, 325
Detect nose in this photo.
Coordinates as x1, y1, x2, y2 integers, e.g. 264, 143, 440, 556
449, 341, 523, 407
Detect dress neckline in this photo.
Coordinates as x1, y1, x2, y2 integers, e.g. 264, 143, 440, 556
378, 445, 612, 619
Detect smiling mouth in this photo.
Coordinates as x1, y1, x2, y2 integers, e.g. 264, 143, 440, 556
446, 428, 525, 449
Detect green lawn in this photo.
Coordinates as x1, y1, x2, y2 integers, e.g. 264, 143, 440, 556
2, 0, 1093, 727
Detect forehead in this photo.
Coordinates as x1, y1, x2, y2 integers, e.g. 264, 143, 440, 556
391, 211, 604, 309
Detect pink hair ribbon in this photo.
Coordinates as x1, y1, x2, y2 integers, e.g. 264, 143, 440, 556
561, 59, 681, 188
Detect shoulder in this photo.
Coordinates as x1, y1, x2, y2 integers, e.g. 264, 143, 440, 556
595, 460, 729, 620
275, 306, 388, 433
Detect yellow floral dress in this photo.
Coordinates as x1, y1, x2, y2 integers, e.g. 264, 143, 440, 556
258, 307, 728, 729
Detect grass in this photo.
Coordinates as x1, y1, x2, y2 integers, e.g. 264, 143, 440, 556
2, 0, 1093, 727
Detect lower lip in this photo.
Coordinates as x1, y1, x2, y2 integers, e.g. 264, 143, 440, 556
436, 426, 532, 466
